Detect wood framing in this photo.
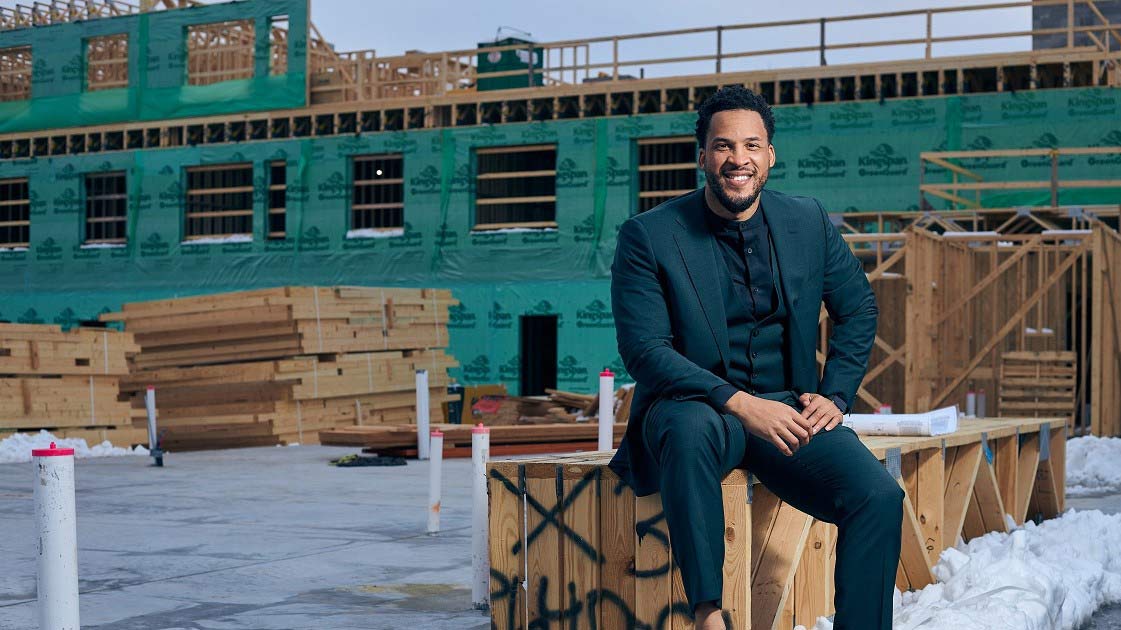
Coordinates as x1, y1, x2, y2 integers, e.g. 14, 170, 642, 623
920, 147, 1121, 210
487, 417, 1067, 630
1091, 225, 1121, 436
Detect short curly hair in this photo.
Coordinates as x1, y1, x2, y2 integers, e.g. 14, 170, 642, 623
695, 86, 775, 147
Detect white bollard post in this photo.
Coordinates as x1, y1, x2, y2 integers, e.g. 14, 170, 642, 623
598, 369, 614, 451
33, 442, 80, 630
427, 430, 443, 535
416, 369, 430, 460
471, 423, 491, 610
966, 390, 977, 417
144, 386, 163, 467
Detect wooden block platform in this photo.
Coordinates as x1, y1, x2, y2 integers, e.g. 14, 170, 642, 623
487, 416, 1067, 630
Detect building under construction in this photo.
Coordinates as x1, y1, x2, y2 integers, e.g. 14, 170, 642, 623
1, 0, 1119, 432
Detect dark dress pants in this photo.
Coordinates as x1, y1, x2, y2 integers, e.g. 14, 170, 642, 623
642, 396, 903, 630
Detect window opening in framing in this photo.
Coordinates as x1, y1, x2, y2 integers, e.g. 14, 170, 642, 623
0, 177, 30, 248
86, 34, 129, 91
474, 144, 556, 230
84, 171, 127, 244
268, 160, 286, 239
637, 136, 697, 213
0, 46, 31, 102
186, 20, 255, 86
269, 15, 289, 76
351, 154, 404, 230
184, 163, 253, 240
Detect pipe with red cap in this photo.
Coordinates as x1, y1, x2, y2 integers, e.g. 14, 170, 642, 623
32, 441, 80, 629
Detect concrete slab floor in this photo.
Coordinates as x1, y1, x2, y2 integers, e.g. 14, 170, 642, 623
0, 445, 490, 630
5, 446, 1121, 629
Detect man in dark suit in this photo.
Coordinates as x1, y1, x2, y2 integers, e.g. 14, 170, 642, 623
609, 86, 902, 630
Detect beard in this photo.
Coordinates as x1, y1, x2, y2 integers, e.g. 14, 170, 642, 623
703, 165, 768, 214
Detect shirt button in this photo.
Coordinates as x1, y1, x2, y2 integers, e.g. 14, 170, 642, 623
752, 372, 759, 379
748, 388, 756, 395
752, 352, 758, 358
753, 287, 760, 293
747, 247, 753, 254
752, 329, 760, 338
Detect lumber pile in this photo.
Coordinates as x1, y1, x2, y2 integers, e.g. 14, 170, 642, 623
101, 286, 452, 369
104, 287, 459, 450
0, 324, 147, 446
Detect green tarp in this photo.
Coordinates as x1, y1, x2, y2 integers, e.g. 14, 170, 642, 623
0, 0, 307, 134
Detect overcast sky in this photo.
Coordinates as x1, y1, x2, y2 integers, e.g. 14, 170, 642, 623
0, 0, 1035, 77
303, 0, 1033, 75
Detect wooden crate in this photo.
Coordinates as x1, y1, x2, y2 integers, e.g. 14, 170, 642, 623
487, 417, 1067, 630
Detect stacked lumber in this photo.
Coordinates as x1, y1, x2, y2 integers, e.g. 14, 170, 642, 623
0, 324, 147, 446
100, 286, 454, 369
105, 287, 459, 450
318, 421, 627, 457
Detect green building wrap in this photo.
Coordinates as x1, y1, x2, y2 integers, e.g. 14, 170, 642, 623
2, 87, 1119, 393
0, 0, 308, 134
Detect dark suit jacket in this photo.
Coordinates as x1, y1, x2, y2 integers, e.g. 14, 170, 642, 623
608, 188, 878, 497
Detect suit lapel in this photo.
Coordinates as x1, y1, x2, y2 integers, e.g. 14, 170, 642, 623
760, 189, 803, 311
672, 192, 729, 369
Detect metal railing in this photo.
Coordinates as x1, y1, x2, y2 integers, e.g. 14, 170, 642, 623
309, 0, 1121, 102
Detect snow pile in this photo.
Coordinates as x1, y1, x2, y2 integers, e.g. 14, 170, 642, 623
179, 234, 252, 245
346, 228, 404, 239
797, 509, 1121, 630
469, 227, 557, 234
0, 430, 148, 465
1066, 435, 1121, 497
79, 242, 126, 249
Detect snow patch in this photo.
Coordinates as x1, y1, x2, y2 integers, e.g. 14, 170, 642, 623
0, 430, 149, 465
346, 228, 404, 239
797, 509, 1121, 630
1066, 435, 1121, 497
180, 234, 252, 245
79, 242, 127, 249
470, 227, 557, 234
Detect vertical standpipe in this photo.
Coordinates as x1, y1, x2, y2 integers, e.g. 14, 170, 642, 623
598, 369, 615, 451
471, 423, 491, 609
416, 369, 430, 460
144, 386, 163, 466
427, 430, 444, 535
33, 442, 80, 630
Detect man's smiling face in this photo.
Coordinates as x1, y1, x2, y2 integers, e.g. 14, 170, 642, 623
698, 109, 776, 215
